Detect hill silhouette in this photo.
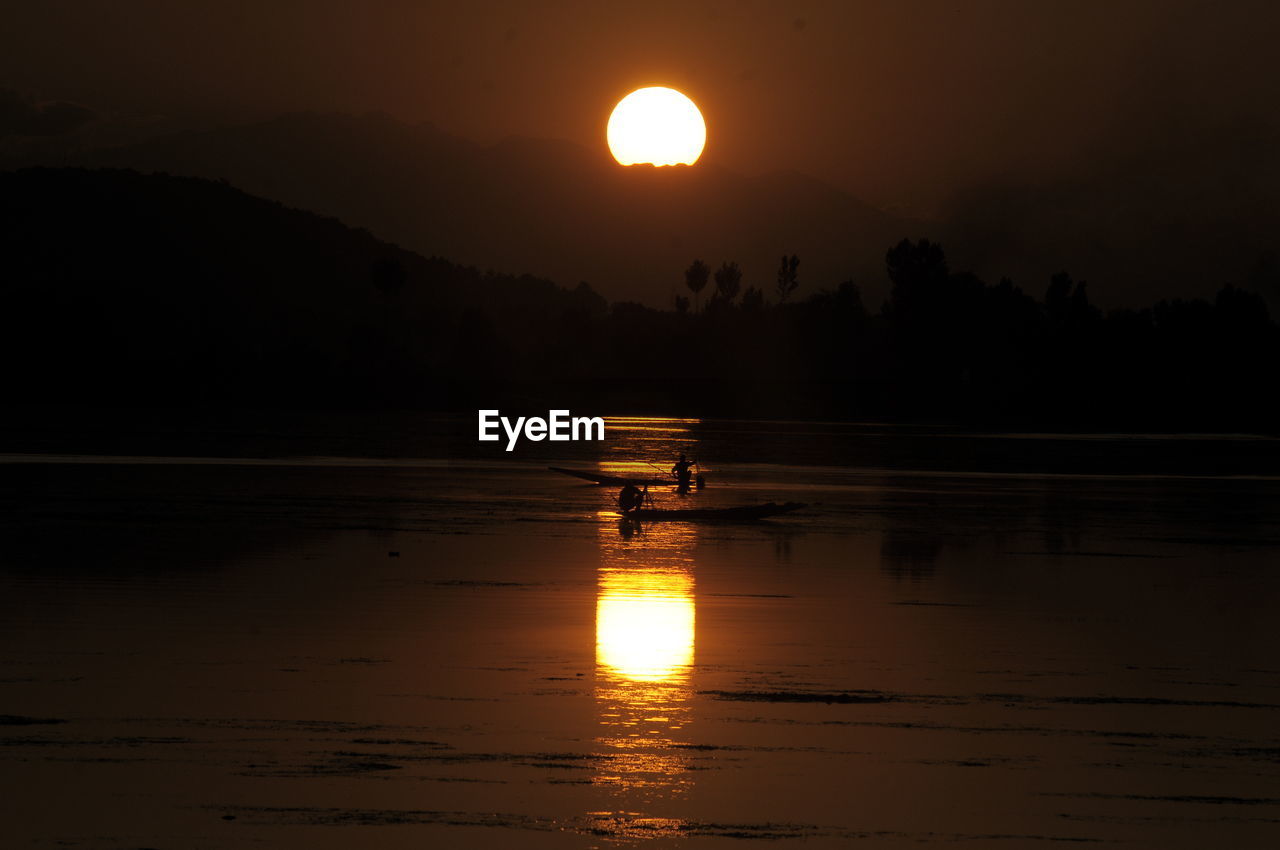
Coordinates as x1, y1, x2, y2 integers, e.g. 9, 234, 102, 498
12, 110, 1279, 313
0, 167, 605, 408
4, 167, 1276, 429
941, 120, 1280, 313
16, 111, 916, 307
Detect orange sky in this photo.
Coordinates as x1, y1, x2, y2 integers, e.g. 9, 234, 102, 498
4, 0, 1279, 215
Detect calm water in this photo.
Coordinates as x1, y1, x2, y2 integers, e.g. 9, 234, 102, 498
2, 417, 1279, 848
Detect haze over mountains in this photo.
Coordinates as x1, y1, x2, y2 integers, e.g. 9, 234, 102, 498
7, 110, 1278, 310
14, 112, 911, 307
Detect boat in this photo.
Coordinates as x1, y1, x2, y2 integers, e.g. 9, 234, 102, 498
549, 466, 676, 487
616, 502, 805, 522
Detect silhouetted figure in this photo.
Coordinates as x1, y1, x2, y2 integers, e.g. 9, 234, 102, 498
671, 453, 694, 492
618, 483, 643, 513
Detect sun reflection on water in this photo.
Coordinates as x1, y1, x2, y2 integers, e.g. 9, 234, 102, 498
597, 568, 694, 682
593, 516, 698, 829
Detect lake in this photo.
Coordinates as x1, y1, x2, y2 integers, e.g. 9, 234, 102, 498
2, 416, 1278, 848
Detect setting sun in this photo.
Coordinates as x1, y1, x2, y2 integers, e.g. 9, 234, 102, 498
607, 87, 706, 166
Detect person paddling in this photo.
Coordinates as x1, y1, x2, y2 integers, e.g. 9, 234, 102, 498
671, 453, 695, 491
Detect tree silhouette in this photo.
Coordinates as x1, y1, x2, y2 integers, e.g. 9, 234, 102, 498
713, 261, 742, 304
1215, 283, 1270, 331
684, 259, 710, 312
885, 238, 948, 322
776, 253, 800, 303
1045, 271, 1100, 328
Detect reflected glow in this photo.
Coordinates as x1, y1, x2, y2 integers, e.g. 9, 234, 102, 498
595, 418, 702, 483
597, 569, 694, 682
607, 87, 706, 166
585, 812, 690, 840
596, 461, 680, 481
593, 519, 698, 808
604, 415, 703, 426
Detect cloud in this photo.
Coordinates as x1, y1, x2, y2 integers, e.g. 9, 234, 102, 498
0, 88, 97, 137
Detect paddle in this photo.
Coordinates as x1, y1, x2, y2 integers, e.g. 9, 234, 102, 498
645, 460, 678, 481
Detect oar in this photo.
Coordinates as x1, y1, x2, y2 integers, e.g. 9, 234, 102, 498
645, 460, 676, 480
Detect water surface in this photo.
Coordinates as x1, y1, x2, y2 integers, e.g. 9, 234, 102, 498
3, 417, 1279, 847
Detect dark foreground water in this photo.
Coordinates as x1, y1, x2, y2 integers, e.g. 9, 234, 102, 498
2, 417, 1279, 848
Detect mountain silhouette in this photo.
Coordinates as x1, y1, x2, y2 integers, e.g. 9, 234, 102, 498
4, 167, 1275, 428
941, 120, 1280, 311
21, 111, 917, 306
19, 110, 1278, 312
0, 167, 605, 408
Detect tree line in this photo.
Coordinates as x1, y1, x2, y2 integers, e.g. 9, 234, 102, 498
3, 168, 1276, 430
584, 237, 1277, 428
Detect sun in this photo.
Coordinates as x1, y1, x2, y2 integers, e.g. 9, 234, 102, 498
607, 87, 706, 167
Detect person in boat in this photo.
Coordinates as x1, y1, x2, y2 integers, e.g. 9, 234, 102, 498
671, 453, 695, 489
618, 483, 643, 513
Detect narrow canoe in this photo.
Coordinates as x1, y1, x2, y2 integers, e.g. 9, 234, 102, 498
549, 466, 674, 487
618, 502, 805, 522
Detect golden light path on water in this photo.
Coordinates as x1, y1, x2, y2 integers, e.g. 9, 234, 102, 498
596, 571, 694, 682
591, 512, 699, 838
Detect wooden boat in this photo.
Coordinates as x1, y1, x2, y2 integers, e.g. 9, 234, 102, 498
549, 466, 674, 487
617, 502, 805, 522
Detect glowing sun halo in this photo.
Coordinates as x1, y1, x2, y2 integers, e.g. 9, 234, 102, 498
607, 87, 706, 166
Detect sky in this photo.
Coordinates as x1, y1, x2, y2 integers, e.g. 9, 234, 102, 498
5, 0, 1280, 217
